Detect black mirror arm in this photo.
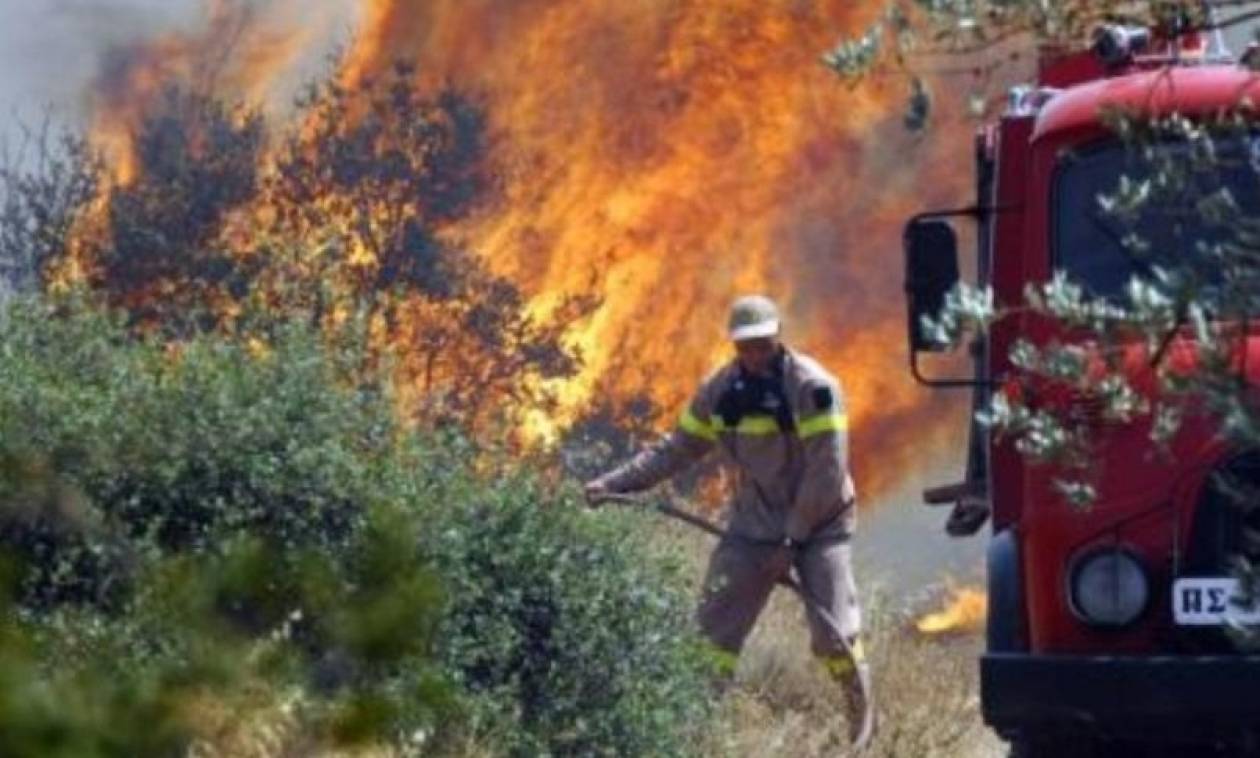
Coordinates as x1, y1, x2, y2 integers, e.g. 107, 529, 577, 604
908, 205, 987, 225
908, 204, 1022, 226
910, 348, 998, 389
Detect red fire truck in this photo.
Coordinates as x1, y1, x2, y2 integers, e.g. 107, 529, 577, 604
904, 23, 1260, 757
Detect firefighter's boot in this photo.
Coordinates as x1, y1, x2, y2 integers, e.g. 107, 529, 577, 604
844, 659, 875, 750
823, 641, 875, 751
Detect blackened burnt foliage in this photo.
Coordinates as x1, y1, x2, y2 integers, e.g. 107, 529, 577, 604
102, 87, 264, 329
249, 62, 595, 429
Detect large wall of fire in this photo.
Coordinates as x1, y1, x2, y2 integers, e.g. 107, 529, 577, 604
81, 0, 972, 501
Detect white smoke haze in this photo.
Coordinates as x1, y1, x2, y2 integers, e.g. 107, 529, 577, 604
1, 1, 192, 131
0, 0, 355, 148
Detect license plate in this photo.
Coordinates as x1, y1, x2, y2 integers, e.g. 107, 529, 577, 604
1172, 578, 1260, 625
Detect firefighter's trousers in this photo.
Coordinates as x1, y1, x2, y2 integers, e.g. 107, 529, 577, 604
698, 536, 861, 657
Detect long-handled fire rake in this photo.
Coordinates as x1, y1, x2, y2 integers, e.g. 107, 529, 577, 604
595, 492, 875, 751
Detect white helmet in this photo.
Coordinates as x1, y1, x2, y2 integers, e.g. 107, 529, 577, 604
727, 295, 782, 341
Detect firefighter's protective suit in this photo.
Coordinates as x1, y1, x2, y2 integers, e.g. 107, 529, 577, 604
596, 347, 870, 741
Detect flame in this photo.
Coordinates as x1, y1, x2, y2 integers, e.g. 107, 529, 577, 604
88, 0, 345, 184
338, 0, 973, 493
916, 585, 988, 635
74, 0, 979, 501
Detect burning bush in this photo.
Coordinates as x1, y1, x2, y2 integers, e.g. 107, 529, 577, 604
3, 60, 594, 437
240, 64, 594, 433
101, 87, 263, 329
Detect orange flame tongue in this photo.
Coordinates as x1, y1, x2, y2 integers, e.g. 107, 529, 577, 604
917, 586, 988, 635
343, 1, 971, 458
77, 0, 974, 501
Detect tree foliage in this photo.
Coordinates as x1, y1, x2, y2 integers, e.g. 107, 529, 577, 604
0, 294, 715, 754
824, 1, 1260, 128
0, 118, 101, 293
0, 60, 595, 435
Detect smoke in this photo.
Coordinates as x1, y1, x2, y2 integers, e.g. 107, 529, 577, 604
0, 0, 352, 152
0, 2, 185, 139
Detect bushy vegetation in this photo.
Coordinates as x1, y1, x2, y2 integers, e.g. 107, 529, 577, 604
426, 470, 715, 756
0, 295, 397, 608
0, 47, 715, 754
0, 295, 715, 756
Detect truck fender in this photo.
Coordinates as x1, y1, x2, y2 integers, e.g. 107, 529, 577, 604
987, 528, 1026, 653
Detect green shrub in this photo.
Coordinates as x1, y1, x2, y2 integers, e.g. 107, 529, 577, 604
0, 295, 397, 608
1, 509, 449, 758
418, 460, 717, 756
0, 295, 450, 752
0, 295, 716, 755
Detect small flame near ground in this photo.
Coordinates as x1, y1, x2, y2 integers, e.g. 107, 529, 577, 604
916, 585, 987, 636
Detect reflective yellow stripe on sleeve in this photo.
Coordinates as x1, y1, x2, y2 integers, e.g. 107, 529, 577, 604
797, 412, 849, 439
678, 409, 718, 441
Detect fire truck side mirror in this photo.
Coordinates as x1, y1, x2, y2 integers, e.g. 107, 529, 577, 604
904, 219, 960, 353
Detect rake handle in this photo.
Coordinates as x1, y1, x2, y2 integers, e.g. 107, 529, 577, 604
591, 489, 873, 748
594, 492, 821, 618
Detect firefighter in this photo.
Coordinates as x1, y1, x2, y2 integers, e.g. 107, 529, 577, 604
585, 294, 874, 748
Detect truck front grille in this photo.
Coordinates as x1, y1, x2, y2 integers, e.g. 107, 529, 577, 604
1175, 450, 1260, 653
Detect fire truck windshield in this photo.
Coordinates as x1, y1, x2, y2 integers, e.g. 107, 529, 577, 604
1053, 136, 1260, 299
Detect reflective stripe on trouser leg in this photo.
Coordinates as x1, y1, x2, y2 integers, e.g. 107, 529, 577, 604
835, 647, 876, 748
821, 637, 865, 677
708, 645, 741, 678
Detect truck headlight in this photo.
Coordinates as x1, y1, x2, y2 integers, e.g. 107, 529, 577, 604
1069, 549, 1149, 627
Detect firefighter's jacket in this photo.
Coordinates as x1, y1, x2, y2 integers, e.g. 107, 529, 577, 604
603, 349, 855, 543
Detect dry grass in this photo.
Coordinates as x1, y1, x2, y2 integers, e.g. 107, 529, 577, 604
186, 684, 398, 758
648, 520, 1005, 758
185, 684, 306, 758
704, 588, 1004, 758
